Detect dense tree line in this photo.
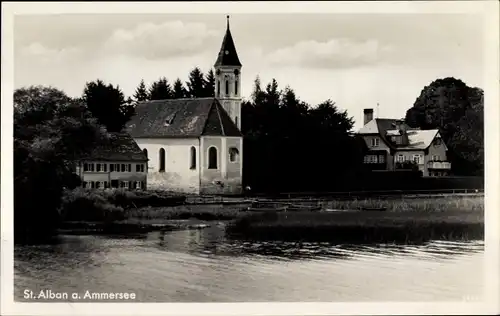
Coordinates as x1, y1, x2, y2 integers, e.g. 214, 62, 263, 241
241, 77, 364, 192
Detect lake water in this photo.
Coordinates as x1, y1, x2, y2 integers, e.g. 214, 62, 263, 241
14, 225, 484, 302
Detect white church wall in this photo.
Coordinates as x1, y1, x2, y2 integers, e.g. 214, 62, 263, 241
135, 138, 201, 194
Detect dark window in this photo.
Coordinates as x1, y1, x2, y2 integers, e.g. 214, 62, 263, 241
235, 80, 238, 95
217, 81, 220, 96
229, 147, 239, 163
96, 182, 101, 189
121, 164, 126, 172
111, 180, 119, 188
159, 148, 166, 172
90, 181, 95, 189
110, 164, 114, 172
225, 80, 229, 95
82, 181, 87, 188
104, 181, 108, 188
83, 163, 88, 172
141, 164, 145, 172
96, 164, 101, 172
235, 116, 238, 128
190, 146, 196, 169
128, 164, 131, 172
208, 147, 218, 169
104, 164, 107, 172
136, 164, 140, 172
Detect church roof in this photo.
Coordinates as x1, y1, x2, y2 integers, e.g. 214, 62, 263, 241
82, 132, 148, 162
127, 98, 242, 138
214, 16, 242, 67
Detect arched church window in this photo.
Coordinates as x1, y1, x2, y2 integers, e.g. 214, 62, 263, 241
235, 116, 238, 128
225, 80, 229, 96
229, 147, 240, 163
190, 146, 196, 170
217, 80, 220, 96
208, 147, 218, 169
235, 80, 238, 95
159, 148, 166, 172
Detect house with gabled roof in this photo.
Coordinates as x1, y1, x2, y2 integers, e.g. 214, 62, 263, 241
76, 132, 149, 190
126, 16, 243, 195
357, 108, 452, 177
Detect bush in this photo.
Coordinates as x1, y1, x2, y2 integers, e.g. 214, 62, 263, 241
60, 188, 125, 222
59, 188, 187, 222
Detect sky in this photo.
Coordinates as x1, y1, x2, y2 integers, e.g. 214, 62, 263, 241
14, 12, 484, 130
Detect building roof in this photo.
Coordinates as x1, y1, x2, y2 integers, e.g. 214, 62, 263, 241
358, 118, 442, 151
214, 16, 242, 67
82, 132, 148, 162
127, 97, 242, 138
399, 129, 440, 150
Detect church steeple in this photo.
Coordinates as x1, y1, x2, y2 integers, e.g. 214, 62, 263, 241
213, 15, 242, 129
214, 15, 242, 67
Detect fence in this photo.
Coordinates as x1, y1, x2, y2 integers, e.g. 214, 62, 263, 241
185, 188, 484, 204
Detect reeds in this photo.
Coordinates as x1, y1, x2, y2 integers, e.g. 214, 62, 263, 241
226, 196, 484, 244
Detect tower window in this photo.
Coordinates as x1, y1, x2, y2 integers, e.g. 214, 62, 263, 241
229, 147, 240, 163
217, 80, 220, 96
225, 80, 229, 95
235, 116, 238, 128
235, 80, 238, 95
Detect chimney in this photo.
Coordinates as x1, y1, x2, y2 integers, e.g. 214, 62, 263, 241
363, 108, 374, 125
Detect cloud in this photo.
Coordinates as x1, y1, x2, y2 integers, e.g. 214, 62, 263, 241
18, 42, 83, 64
266, 38, 396, 69
102, 20, 218, 60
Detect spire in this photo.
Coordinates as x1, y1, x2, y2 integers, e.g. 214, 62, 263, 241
214, 15, 242, 67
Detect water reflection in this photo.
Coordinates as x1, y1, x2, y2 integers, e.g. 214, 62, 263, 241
14, 227, 485, 302
148, 227, 484, 262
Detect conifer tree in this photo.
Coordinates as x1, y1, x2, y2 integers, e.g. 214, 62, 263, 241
133, 79, 149, 102
172, 78, 187, 99
186, 67, 207, 98
148, 77, 173, 100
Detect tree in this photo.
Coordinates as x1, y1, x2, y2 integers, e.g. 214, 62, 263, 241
241, 77, 361, 192
172, 78, 187, 99
186, 67, 207, 98
148, 77, 173, 100
133, 79, 149, 102
405, 77, 484, 175
82, 79, 135, 132
203, 69, 216, 97
264, 78, 281, 108
14, 86, 103, 244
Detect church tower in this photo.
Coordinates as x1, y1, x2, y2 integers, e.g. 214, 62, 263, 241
214, 16, 242, 129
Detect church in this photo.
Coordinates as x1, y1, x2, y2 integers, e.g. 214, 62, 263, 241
127, 16, 243, 195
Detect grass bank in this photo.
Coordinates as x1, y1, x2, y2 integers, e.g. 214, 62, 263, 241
59, 188, 246, 234
60, 188, 188, 222
226, 196, 484, 244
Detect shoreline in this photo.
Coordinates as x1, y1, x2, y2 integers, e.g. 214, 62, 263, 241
54, 195, 483, 244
